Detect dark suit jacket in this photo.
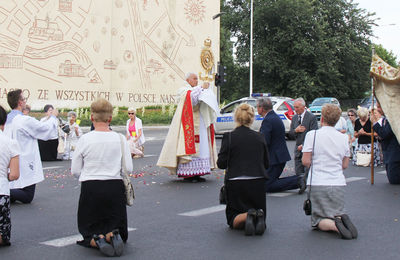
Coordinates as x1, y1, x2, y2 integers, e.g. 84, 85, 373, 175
260, 110, 291, 165
217, 126, 269, 179
373, 120, 400, 163
289, 111, 318, 148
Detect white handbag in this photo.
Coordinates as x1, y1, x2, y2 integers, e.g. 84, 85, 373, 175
356, 151, 371, 167
119, 134, 135, 206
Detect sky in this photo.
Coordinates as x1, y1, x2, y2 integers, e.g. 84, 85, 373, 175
354, 0, 400, 62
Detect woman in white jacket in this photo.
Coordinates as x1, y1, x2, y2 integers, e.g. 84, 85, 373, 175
125, 107, 145, 158
72, 98, 133, 257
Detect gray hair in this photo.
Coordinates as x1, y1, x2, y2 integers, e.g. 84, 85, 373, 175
185, 72, 196, 80
67, 111, 77, 117
294, 98, 306, 106
257, 97, 273, 111
127, 107, 136, 113
357, 107, 369, 119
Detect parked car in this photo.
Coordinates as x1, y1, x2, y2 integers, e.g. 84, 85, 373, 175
309, 97, 340, 121
358, 96, 377, 109
215, 94, 295, 139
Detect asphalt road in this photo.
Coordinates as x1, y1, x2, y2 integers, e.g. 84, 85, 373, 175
1, 127, 399, 260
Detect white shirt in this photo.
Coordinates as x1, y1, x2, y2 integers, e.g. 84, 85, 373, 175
125, 118, 145, 146
335, 117, 347, 132
302, 126, 350, 186
71, 131, 133, 182
40, 116, 59, 139
4, 113, 58, 189
297, 110, 306, 124
0, 130, 20, 195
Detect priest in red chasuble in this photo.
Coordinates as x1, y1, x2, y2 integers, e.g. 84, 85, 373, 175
157, 72, 219, 182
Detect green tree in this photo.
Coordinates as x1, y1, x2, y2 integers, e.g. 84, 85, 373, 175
373, 44, 399, 67
220, 0, 376, 103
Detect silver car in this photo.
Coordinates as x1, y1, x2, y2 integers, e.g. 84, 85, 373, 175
215, 96, 295, 138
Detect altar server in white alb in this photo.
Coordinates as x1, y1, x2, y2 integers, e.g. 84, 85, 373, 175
4, 89, 59, 204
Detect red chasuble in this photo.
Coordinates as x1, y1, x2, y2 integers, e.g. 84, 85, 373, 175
181, 90, 196, 155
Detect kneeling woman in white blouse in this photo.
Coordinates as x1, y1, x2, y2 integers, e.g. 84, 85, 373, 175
72, 98, 133, 257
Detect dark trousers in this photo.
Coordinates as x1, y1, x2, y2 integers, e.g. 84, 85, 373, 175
38, 139, 59, 161
387, 161, 400, 184
10, 184, 36, 204
265, 163, 299, 192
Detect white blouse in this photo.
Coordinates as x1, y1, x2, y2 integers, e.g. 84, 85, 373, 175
71, 131, 133, 182
0, 130, 20, 195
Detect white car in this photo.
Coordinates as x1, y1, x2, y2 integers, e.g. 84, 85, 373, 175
214, 95, 295, 138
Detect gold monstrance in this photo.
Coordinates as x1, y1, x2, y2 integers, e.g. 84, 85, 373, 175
199, 37, 215, 82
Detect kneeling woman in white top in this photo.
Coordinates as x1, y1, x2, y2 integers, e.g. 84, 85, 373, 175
0, 105, 20, 246
72, 98, 133, 257
302, 104, 357, 240
125, 107, 145, 158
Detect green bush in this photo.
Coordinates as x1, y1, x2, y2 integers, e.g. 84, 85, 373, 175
30, 105, 176, 126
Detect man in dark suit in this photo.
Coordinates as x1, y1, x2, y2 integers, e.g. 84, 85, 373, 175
371, 101, 400, 184
289, 98, 318, 179
257, 98, 305, 193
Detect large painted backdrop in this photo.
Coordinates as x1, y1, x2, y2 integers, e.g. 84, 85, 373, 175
0, 0, 220, 109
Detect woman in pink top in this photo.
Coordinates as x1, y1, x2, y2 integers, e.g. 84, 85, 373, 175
125, 107, 145, 158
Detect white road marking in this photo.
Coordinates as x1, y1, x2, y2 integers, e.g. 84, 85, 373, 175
377, 170, 386, 175
143, 154, 157, 158
43, 166, 64, 170
41, 228, 137, 247
346, 177, 367, 183
178, 205, 226, 217
267, 191, 296, 197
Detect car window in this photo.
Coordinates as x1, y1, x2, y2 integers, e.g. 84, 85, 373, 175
246, 100, 257, 108
277, 103, 288, 111
222, 102, 239, 114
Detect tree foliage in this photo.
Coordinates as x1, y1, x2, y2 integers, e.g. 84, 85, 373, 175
373, 44, 399, 67
220, 0, 377, 103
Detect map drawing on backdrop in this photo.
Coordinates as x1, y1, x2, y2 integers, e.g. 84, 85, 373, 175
0, 0, 219, 109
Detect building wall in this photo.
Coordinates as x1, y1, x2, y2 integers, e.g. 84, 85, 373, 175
0, 0, 220, 109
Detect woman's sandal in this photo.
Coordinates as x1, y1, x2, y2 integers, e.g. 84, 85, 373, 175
110, 229, 124, 257
93, 234, 115, 257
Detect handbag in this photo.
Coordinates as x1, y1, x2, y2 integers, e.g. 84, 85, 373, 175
303, 130, 317, 216
356, 151, 371, 167
219, 132, 231, 205
119, 134, 135, 206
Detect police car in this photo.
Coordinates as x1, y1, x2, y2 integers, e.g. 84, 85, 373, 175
215, 93, 295, 138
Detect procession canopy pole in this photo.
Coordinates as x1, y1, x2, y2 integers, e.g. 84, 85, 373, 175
370, 47, 375, 185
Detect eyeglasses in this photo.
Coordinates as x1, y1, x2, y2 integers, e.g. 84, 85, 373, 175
348, 114, 355, 117
128, 112, 135, 115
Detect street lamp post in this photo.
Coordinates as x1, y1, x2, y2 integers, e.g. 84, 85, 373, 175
249, 0, 253, 96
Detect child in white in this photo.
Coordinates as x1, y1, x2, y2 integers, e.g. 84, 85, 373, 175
63, 111, 82, 160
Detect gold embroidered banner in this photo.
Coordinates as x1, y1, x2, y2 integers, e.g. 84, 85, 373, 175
370, 54, 400, 142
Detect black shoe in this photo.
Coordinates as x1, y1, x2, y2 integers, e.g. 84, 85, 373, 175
93, 235, 115, 257
334, 217, 352, 240
196, 176, 206, 182
255, 209, 266, 235
245, 208, 256, 236
110, 229, 124, 256
340, 214, 358, 239
298, 176, 307, 194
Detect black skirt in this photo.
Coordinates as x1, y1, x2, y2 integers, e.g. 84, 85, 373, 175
225, 178, 266, 227
77, 179, 128, 247
38, 139, 59, 161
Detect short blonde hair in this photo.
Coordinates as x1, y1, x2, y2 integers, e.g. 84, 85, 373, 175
91, 98, 113, 122
321, 104, 341, 126
127, 107, 136, 113
234, 103, 255, 127
357, 107, 369, 119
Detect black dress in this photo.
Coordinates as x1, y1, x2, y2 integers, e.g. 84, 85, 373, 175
77, 179, 128, 247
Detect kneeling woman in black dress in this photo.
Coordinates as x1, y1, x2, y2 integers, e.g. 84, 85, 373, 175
72, 98, 133, 256
217, 103, 269, 236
